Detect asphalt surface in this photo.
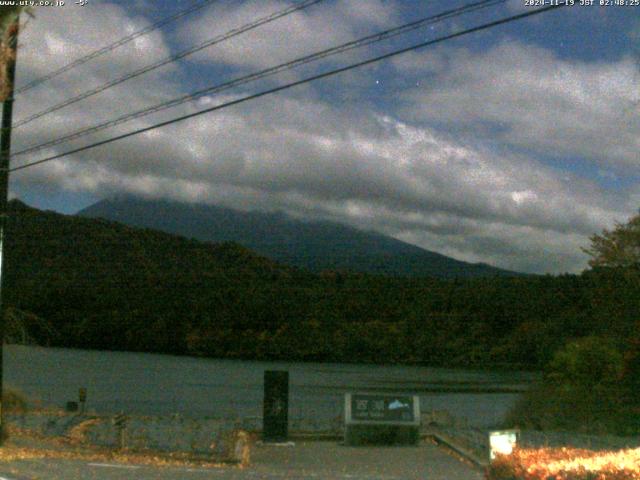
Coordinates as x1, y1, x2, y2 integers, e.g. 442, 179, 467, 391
0, 440, 483, 480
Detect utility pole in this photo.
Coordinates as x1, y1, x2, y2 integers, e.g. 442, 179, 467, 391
0, 17, 19, 444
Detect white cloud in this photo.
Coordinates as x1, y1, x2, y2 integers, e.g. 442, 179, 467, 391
19, 2, 172, 81
14, 1, 177, 128
397, 41, 640, 170
179, 0, 399, 69
14, 89, 629, 273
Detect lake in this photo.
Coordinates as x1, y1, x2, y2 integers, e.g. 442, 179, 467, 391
6, 345, 537, 429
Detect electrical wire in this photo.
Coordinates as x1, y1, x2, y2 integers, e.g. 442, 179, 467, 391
9, 3, 568, 174
15, 0, 217, 95
12, 0, 326, 129
12, 0, 506, 158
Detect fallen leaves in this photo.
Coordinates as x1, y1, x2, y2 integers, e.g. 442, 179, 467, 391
486, 446, 640, 480
0, 430, 231, 470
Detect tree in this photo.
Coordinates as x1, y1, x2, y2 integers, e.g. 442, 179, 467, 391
583, 210, 640, 268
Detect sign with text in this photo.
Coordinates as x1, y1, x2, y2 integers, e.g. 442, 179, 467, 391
345, 393, 420, 426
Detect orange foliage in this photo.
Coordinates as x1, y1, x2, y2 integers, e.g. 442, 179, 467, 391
486, 447, 640, 480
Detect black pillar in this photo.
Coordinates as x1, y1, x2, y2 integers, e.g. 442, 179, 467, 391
263, 370, 288, 442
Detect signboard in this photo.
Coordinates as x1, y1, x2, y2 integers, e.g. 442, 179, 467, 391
489, 429, 519, 460
345, 393, 420, 426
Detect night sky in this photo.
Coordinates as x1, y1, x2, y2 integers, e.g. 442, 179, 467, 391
8, 0, 640, 273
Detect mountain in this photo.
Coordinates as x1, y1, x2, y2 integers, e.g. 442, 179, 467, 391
6, 199, 638, 369
77, 197, 519, 278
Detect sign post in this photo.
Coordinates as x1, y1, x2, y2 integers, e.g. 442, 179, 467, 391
79, 387, 87, 415
113, 412, 127, 450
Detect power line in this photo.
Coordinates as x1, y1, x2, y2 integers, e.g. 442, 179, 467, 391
9, 3, 568, 174
13, 0, 506, 158
15, 0, 217, 95
12, 0, 326, 129
13, 0, 504, 157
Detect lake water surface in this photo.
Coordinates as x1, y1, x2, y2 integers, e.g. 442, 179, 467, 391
6, 345, 537, 429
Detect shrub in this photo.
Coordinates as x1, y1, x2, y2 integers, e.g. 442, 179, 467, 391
507, 337, 630, 434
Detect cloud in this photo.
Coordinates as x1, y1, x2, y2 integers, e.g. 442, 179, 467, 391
8, 1, 190, 196
14, 87, 628, 274
9, 6, 637, 275
396, 41, 640, 170
18, 2, 172, 82
14, 1, 177, 129
179, 0, 400, 69
397, 221, 590, 275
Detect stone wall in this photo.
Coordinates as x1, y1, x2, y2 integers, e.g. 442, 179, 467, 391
6, 410, 251, 463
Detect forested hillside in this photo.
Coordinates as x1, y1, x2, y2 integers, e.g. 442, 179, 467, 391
5, 200, 639, 369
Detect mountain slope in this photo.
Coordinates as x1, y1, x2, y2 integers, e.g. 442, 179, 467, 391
78, 197, 519, 278
4, 199, 308, 353
5, 199, 637, 370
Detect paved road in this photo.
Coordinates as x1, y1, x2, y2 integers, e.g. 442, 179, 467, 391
0, 441, 483, 480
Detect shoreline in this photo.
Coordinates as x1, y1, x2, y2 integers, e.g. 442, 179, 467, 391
5, 342, 540, 373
